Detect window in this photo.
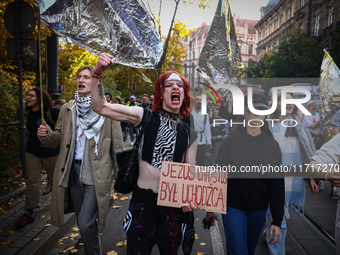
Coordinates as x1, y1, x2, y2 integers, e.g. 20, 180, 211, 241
274, 20, 278, 30
248, 44, 253, 55
280, 15, 284, 25
328, 7, 333, 26
184, 64, 187, 74
269, 24, 272, 34
300, 0, 304, 8
315, 15, 320, 37
288, 9, 291, 19
192, 50, 195, 59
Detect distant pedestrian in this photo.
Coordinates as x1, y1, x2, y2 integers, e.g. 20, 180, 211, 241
265, 92, 318, 255
126, 95, 138, 145
139, 94, 151, 109
303, 101, 323, 149
16, 88, 60, 227
37, 66, 123, 254
192, 94, 212, 166
105, 92, 113, 103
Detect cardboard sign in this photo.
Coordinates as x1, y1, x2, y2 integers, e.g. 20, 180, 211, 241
157, 161, 228, 214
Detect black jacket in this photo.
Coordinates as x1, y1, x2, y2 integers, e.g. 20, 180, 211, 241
217, 132, 284, 227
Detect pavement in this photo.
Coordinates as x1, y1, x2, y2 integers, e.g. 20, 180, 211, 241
0, 136, 337, 255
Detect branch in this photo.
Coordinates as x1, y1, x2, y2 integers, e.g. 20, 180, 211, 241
156, 0, 180, 75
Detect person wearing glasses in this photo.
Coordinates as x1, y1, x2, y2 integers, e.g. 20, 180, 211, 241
16, 88, 60, 227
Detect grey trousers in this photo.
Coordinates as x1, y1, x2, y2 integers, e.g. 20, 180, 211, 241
70, 182, 102, 255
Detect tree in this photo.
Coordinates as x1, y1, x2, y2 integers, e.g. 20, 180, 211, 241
145, 0, 211, 74
160, 22, 189, 74
329, 27, 340, 67
0, 0, 51, 182
246, 28, 323, 79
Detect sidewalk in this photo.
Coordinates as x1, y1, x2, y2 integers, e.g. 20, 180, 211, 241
0, 175, 77, 255
0, 173, 337, 254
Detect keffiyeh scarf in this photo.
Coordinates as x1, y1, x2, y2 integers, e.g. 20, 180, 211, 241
75, 92, 105, 156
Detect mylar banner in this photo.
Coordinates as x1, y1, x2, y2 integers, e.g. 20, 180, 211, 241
37, 0, 163, 69
319, 50, 340, 138
197, 0, 244, 84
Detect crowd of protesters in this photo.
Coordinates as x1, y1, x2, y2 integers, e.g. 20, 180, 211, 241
17, 54, 340, 255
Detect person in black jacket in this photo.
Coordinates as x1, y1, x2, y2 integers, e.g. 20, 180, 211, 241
207, 92, 285, 255
16, 88, 59, 227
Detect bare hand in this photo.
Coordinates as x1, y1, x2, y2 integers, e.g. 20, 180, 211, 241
93, 53, 115, 74
206, 212, 218, 226
37, 124, 50, 138
181, 202, 197, 212
310, 178, 319, 194
268, 225, 280, 244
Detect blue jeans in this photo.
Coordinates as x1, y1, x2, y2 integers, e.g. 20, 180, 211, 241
128, 123, 135, 142
70, 183, 101, 255
222, 207, 267, 255
266, 209, 287, 255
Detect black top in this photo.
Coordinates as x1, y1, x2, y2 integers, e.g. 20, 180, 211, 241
137, 109, 197, 169
26, 108, 60, 158
216, 133, 284, 227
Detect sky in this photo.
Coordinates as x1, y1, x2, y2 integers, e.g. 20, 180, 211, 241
147, 0, 270, 35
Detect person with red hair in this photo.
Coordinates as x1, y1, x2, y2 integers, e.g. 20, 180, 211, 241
91, 53, 198, 254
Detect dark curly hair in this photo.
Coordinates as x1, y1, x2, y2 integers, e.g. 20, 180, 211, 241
26, 88, 53, 112
152, 71, 191, 119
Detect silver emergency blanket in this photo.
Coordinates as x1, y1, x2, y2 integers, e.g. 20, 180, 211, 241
37, 0, 163, 69
319, 50, 340, 138
197, 0, 244, 84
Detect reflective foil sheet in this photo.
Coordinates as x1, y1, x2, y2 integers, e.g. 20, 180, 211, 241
38, 0, 163, 69
197, 0, 244, 84
319, 50, 340, 138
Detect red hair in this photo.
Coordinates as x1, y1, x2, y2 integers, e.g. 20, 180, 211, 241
152, 71, 191, 118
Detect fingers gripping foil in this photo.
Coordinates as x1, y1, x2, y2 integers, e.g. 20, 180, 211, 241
38, 0, 163, 69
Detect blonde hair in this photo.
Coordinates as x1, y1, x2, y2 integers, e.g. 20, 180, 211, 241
307, 100, 317, 109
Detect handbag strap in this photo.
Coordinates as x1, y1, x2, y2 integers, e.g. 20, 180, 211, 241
133, 109, 152, 149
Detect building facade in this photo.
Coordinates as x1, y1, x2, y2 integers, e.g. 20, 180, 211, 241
235, 16, 258, 67
182, 22, 210, 89
255, 0, 339, 59
182, 17, 258, 87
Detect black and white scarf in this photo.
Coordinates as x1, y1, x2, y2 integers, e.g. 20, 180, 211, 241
75, 92, 105, 156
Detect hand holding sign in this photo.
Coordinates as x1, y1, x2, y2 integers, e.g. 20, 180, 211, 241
157, 161, 228, 214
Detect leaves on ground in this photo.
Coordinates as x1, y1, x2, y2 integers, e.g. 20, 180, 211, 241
197, 252, 204, 255
33, 238, 41, 241
32, 229, 38, 232
70, 249, 79, 253
59, 245, 75, 253
45, 224, 51, 227
69, 233, 79, 240
200, 242, 206, 246
1, 240, 11, 245
120, 197, 129, 201
195, 234, 199, 239
112, 206, 122, 209
72, 227, 79, 232
116, 240, 127, 247
8, 230, 15, 235
106, 250, 118, 255
38, 214, 46, 219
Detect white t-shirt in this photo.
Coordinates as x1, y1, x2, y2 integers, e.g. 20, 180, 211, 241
303, 113, 322, 135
